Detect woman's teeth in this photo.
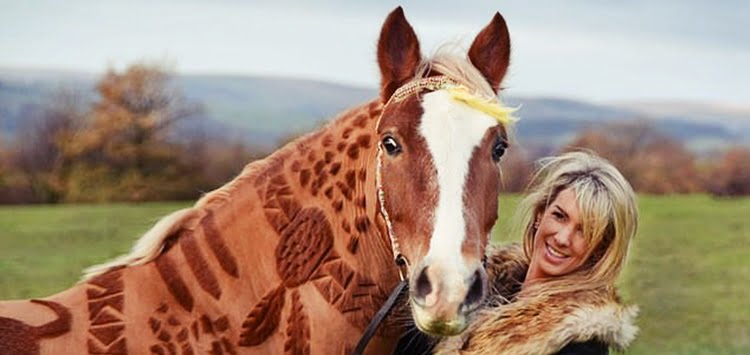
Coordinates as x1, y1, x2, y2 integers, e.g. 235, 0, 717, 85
546, 244, 568, 258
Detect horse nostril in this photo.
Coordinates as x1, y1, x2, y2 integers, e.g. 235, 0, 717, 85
463, 269, 486, 311
413, 265, 433, 304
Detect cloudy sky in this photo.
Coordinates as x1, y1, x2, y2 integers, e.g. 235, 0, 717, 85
1, 0, 748, 104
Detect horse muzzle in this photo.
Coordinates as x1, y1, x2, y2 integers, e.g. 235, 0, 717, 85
408, 261, 487, 336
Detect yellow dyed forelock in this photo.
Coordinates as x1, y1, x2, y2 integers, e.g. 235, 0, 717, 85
446, 85, 518, 125
386, 76, 519, 125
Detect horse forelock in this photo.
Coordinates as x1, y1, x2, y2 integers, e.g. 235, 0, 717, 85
415, 48, 498, 103
414, 48, 513, 149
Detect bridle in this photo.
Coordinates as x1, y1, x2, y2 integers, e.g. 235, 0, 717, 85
352, 76, 462, 355
374, 76, 464, 281
352, 76, 515, 354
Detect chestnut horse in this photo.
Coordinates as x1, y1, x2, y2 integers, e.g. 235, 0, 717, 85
0, 7, 513, 354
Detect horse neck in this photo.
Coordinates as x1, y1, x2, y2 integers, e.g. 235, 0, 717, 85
206, 99, 397, 284
194, 100, 402, 350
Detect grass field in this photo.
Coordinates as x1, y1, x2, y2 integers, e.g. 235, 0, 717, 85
0, 202, 190, 298
1, 195, 748, 354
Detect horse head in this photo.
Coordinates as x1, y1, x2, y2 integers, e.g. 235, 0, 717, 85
374, 7, 512, 336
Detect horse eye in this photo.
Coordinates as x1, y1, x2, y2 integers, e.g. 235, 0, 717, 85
492, 139, 507, 162
382, 136, 402, 156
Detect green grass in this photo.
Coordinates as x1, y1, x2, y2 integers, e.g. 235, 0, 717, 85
1, 196, 748, 353
0, 202, 189, 299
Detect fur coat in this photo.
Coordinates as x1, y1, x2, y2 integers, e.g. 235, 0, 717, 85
432, 244, 639, 355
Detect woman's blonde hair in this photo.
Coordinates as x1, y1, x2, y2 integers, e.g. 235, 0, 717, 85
516, 151, 638, 295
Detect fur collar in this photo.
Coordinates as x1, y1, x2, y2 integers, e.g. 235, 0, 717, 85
434, 244, 639, 355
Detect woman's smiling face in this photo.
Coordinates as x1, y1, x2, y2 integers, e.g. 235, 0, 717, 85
527, 188, 589, 282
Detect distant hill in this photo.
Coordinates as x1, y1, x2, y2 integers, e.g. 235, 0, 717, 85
175, 75, 375, 145
1, 67, 747, 152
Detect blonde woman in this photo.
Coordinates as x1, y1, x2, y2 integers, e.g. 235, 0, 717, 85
397, 151, 640, 354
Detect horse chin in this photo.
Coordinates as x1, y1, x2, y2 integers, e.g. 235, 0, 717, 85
410, 303, 468, 337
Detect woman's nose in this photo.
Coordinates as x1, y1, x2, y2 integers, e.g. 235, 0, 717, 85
554, 227, 573, 246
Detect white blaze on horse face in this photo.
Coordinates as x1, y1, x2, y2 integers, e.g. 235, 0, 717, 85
419, 90, 497, 284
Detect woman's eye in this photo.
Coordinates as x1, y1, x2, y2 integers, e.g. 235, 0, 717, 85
552, 211, 565, 220
492, 139, 507, 162
382, 136, 402, 156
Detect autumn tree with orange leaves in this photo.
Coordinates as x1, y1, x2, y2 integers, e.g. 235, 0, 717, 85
64, 62, 203, 202
706, 147, 750, 196
0, 62, 265, 203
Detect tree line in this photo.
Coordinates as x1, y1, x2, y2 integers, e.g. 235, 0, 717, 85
0, 63, 267, 204
501, 121, 750, 196
1, 63, 748, 204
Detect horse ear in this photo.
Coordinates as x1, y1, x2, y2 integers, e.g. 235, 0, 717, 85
468, 12, 511, 93
377, 7, 422, 101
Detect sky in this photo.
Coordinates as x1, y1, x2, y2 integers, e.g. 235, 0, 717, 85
1, 0, 748, 104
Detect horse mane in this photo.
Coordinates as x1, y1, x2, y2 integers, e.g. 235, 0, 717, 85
81, 207, 203, 280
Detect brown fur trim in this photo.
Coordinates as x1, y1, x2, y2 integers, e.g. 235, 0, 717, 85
435, 243, 639, 355
484, 243, 527, 303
